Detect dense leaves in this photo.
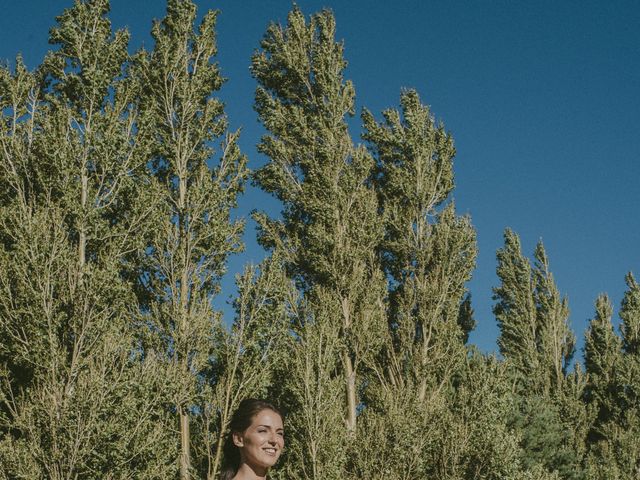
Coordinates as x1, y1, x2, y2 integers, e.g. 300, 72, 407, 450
0, 2, 635, 479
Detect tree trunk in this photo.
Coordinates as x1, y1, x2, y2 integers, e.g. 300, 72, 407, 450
341, 297, 357, 433
178, 170, 191, 479
180, 409, 191, 479
78, 169, 87, 283
344, 352, 356, 433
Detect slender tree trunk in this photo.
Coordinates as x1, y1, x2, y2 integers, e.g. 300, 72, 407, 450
178, 169, 191, 480
418, 378, 427, 403
418, 317, 431, 403
210, 389, 232, 479
341, 297, 357, 433
78, 106, 93, 285
79, 168, 87, 281
209, 430, 223, 480
344, 352, 357, 433
180, 408, 191, 480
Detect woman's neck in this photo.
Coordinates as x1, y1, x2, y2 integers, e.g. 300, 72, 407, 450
232, 463, 268, 480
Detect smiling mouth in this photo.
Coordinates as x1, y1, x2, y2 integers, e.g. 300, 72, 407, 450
263, 448, 277, 455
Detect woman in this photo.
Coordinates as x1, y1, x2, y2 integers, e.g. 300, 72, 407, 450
220, 399, 285, 480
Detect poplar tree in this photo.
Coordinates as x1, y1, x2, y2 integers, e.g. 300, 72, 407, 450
584, 294, 623, 478
613, 273, 640, 478
620, 273, 640, 356
493, 230, 540, 386
357, 90, 477, 477
584, 295, 621, 435
363, 89, 477, 402
493, 229, 575, 393
533, 243, 576, 390
585, 275, 640, 478
135, 1, 247, 477
275, 292, 350, 479
493, 229, 583, 478
436, 352, 528, 480
206, 253, 292, 480
3, 2, 637, 478
0, 0, 173, 477
251, 9, 386, 466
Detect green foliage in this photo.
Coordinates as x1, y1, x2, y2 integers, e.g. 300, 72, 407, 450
439, 352, 523, 480
509, 395, 583, 479
494, 229, 540, 383
133, 0, 248, 477
251, 8, 387, 456
584, 275, 640, 479
0, 2, 637, 479
358, 87, 480, 478
494, 229, 575, 394
363, 90, 476, 397
206, 253, 293, 479
493, 229, 585, 479
584, 295, 622, 430
275, 294, 349, 480
0, 1, 176, 477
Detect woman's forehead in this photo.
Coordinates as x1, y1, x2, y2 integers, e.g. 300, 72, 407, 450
252, 409, 284, 428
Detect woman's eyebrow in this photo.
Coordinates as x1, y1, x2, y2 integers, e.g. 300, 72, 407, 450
256, 424, 284, 430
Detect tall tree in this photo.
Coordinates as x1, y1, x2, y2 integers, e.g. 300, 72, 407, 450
493, 229, 575, 394
584, 294, 623, 478
533, 242, 575, 391
585, 274, 640, 478
135, 0, 247, 477
493, 230, 583, 478
251, 6, 386, 448
584, 294, 622, 436
620, 273, 640, 356
493, 229, 540, 386
614, 273, 640, 478
206, 253, 292, 480
359, 89, 477, 478
0, 0, 174, 477
275, 291, 350, 479
363, 89, 477, 402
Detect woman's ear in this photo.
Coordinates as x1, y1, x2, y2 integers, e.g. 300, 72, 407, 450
232, 431, 244, 448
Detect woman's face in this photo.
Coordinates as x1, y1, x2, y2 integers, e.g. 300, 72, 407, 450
233, 409, 284, 472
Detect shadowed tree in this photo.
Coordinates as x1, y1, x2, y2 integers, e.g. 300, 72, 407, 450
615, 273, 640, 477
585, 274, 640, 478
584, 294, 623, 478
0, 0, 175, 477
584, 295, 621, 436
620, 273, 640, 356
493, 229, 575, 394
494, 230, 584, 479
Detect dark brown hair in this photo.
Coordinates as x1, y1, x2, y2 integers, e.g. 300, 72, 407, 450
220, 398, 284, 480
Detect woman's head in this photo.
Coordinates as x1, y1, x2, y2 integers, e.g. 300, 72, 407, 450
221, 399, 284, 479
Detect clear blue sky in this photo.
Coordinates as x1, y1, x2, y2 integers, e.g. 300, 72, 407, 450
2, 0, 639, 360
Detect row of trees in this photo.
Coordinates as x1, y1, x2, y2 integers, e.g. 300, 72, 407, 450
0, 1, 637, 478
